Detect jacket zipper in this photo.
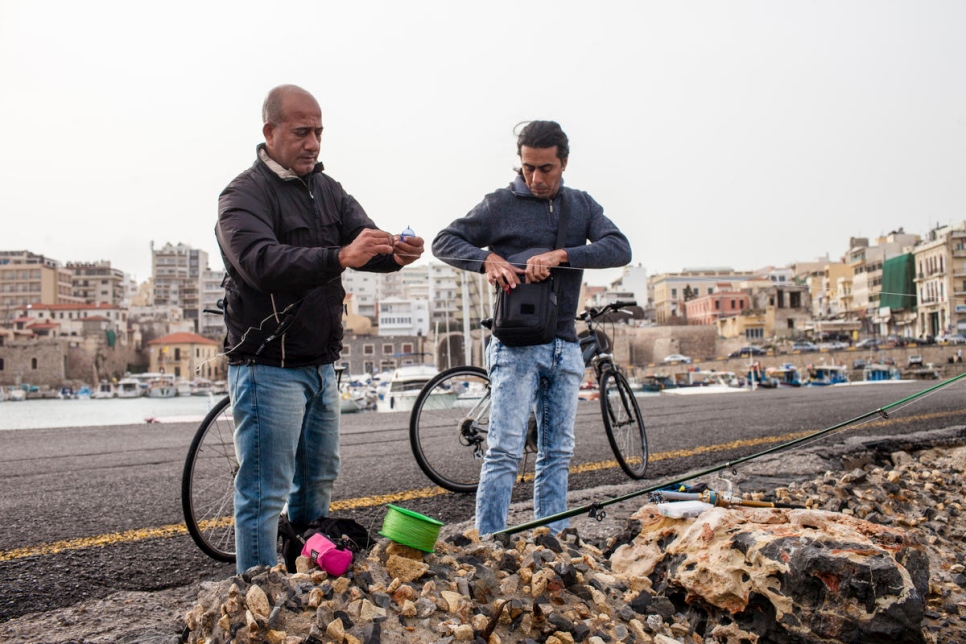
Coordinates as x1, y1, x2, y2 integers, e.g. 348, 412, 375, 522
270, 293, 285, 368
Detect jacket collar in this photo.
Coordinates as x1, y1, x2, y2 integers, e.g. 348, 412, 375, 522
256, 144, 325, 180
509, 173, 565, 200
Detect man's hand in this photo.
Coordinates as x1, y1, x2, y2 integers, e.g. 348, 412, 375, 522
524, 249, 568, 283
339, 229, 395, 268
392, 235, 425, 266
483, 253, 526, 290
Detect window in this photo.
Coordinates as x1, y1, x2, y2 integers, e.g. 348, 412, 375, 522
0, 357, 4, 370
174, 347, 181, 361
402, 343, 413, 353
31, 357, 38, 369
363, 344, 374, 355
342, 345, 351, 356
714, 301, 720, 310
383, 343, 394, 355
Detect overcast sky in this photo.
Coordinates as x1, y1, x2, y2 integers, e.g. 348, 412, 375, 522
2, 1, 964, 286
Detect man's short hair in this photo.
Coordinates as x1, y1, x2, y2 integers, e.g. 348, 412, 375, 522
516, 121, 569, 161
262, 84, 310, 126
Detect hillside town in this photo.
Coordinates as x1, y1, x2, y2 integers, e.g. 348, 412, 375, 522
0, 222, 964, 394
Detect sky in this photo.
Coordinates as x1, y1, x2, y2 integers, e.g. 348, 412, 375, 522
2, 1, 965, 286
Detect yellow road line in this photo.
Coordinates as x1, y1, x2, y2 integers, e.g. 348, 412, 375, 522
1, 407, 960, 562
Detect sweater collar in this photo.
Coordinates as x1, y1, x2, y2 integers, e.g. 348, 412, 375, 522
510, 173, 565, 199
256, 144, 325, 180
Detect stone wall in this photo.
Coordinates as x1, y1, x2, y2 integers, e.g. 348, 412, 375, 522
0, 337, 147, 388
0, 339, 66, 387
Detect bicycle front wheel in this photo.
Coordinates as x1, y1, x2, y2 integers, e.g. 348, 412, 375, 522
599, 369, 649, 479
409, 366, 490, 493
181, 395, 237, 562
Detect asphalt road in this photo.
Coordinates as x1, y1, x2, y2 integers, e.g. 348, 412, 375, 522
2, 379, 966, 622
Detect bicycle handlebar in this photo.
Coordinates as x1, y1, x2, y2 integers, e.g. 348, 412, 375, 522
579, 300, 637, 322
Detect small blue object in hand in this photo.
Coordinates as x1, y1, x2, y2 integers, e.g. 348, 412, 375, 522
400, 226, 415, 241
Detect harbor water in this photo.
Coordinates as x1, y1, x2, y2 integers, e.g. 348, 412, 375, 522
0, 395, 225, 431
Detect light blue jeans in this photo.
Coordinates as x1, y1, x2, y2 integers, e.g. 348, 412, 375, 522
476, 337, 583, 535
228, 363, 340, 573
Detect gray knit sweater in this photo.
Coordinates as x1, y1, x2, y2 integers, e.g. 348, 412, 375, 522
432, 175, 632, 342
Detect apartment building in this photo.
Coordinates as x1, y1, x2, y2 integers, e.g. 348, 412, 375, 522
151, 242, 208, 332
846, 231, 919, 333
0, 251, 82, 323
649, 268, 752, 324
66, 260, 127, 306
199, 267, 227, 339
914, 222, 966, 337
684, 289, 750, 326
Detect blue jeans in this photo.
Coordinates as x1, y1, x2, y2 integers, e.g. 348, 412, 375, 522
476, 337, 583, 535
228, 363, 340, 573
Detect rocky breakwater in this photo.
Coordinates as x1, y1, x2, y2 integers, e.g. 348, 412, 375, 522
184, 445, 966, 644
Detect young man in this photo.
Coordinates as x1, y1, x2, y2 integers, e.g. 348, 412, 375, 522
216, 85, 424, 573
432, 121, 631, 535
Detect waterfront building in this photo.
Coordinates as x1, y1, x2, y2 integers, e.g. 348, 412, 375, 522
11, 303, 127, 341
649, 268, 753, 325
880, 253, 917, 338
685, 289, 750, 326
913, 222, 966, 337
146, 332, 224, 381
377, 297, 429, 337
846, 231, 919, 336
343, 268, 383, 321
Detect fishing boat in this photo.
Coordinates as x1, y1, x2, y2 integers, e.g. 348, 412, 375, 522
92, 381, 117, 399
664, 371, 747, 395
806, 364, 850, 386
768, 363, 806, 387
376, 365, 445, 413
76, 386, 93, 399
116, 377, 143, 398
746, 362, 779, 388
633, 373, 678, 392
145, 374, 178, 398
863, 363, 901, 382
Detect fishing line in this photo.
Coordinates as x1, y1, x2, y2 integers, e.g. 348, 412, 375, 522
492, 370, 966, 537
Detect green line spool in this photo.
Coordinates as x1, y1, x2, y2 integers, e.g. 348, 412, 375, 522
379, 504, 444, 553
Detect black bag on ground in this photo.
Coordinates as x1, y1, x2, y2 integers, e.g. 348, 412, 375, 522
278, 514, 378, 574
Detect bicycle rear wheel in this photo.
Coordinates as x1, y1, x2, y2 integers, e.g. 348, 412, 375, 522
181, 395, 237, 562
409, 366, 490, 493
599, 369, 649, 478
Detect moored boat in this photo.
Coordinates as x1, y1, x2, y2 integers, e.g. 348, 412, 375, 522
116, 377, 143, 398
768, 363, 805, 387
806, 364, 850, 386
92, 381, 117, 399
863, 363, 901, 382
376, 364, 445, 413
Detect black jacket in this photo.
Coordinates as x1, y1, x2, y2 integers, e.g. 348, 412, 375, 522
216, 147, 400, 367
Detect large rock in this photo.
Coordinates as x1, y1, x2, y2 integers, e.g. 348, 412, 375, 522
609, 504, 927, 643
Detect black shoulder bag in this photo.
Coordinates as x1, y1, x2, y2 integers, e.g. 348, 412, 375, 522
491, 198, 570, 347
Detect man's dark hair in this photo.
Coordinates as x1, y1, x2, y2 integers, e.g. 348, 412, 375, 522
516, 121, 569, 160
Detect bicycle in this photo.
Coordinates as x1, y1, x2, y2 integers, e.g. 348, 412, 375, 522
181, 393, 237, 562
408, 300, 648, 493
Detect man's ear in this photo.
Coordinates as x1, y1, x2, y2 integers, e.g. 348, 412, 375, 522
561, 157, 569, 172
262, 122, 275, 147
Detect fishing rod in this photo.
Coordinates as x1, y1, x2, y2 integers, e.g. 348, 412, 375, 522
492, 370, 966, 537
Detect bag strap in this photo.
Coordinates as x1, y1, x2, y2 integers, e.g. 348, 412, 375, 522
554, 194, 570, 250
